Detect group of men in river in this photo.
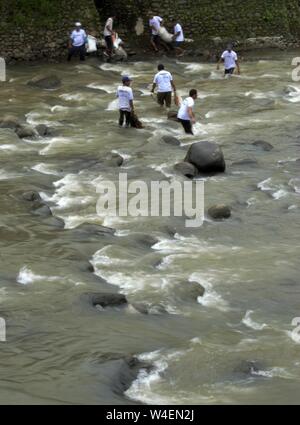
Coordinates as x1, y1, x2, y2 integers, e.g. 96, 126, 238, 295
67, 16, 241, 135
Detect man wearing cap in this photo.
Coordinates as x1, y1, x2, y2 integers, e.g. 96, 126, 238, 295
68, 23, 87, 62
217, 44, 241, 76
116, 76, 134, 128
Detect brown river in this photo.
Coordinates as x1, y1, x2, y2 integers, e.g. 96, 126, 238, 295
0, 50, 300, 404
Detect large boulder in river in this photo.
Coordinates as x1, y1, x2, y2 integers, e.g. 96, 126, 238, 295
27, 75, 61, 90
15, 124, 37, 139
184, 141, 226, 174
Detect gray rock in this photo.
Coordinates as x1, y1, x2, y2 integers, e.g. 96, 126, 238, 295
252, 141, 274, 151
22, 191, 41, 202
15, 124, 37, 139
0, 114, 22, 129
90, 293, 128, 308
106, 153, 124, 167
42, 216, 65, 228
162, 135, 181, 146
233, 360, 265, 377
27, 75, 61, 90
72, 223, 115, 237
231, 159, 258, 166
184, 141, 226, 174
32, 204, 52, 217
113, 356, 153, 394
35, 124, 54, 137
174, 162, 198, 179
208, 204, 231, 220
181, 281, 206, 300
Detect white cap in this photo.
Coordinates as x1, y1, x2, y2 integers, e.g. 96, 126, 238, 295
75, 22, 82, 27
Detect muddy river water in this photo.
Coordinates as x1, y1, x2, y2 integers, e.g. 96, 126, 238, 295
0, 50, 300, 404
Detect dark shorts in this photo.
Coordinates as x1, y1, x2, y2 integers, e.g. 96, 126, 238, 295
105, 35, 113, 50
151, 34, 161, 46
174, 41, 183, 48
178, 119, 193, 135
157, 92, 172, 108
225, 67, 235, 75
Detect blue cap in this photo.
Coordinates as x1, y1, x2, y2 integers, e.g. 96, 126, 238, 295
122, 75, 132, 83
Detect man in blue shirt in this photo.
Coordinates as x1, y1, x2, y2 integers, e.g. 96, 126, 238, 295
68, 22, 88, 62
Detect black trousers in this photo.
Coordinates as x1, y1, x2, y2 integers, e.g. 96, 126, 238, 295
119, 110, 131, 126
68, 44, 86, 61
179, 119, 193, 135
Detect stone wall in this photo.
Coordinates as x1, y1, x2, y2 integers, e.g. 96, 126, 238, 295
97, 0, 300, 42
0, 0, 101, 63
1, 0, 300, 63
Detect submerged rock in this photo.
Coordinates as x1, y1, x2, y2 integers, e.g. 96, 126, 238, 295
174, 162, 198, 179
35, 124, 55, 137
167, 111, 179, 122
162, 135, 181, 146
184, 141, 226, 174
32, 204, 52, 217
131, 303, 168, 315
113, 356, 153, 394
22, 191, 41, 202
232, 158, 258, 166
89, 293, 128, 308
72, 223, 115, 237
208, 204, 231, 220
15, 124, 37, 139
27, 75, 61, 90
252, 141, 274, 151
233, 360, 266, 378
177, 281, 205, 301
106, 153, 124, 167
0, 114, 22, 130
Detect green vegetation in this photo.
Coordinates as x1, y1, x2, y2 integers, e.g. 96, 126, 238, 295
1, 0, 69, 28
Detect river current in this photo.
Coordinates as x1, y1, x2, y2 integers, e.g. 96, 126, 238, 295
0, 50, 300, 404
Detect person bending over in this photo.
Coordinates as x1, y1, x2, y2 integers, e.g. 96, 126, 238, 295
177, 89, 198, 135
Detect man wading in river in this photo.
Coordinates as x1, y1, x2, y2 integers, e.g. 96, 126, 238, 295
177, 89, 198, 135
116, 76, 134, 128
68, 22, 87, 62
217, 44, 241, 76
151, 64, 176, 109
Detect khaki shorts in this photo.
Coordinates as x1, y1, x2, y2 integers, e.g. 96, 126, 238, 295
157, 92, 172, 108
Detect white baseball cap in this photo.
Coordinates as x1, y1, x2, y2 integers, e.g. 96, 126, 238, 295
75, 22, 82, 27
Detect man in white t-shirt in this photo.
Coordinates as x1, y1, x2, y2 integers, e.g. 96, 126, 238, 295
148, 12, 163, 52
68, 22, 87, 62
151, 64, 176, 108
116, 76, 134, 127
103, 16, 116, 59
172, 20, 185, 57
217, 44, 241, 76
177, 89, 198, 135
